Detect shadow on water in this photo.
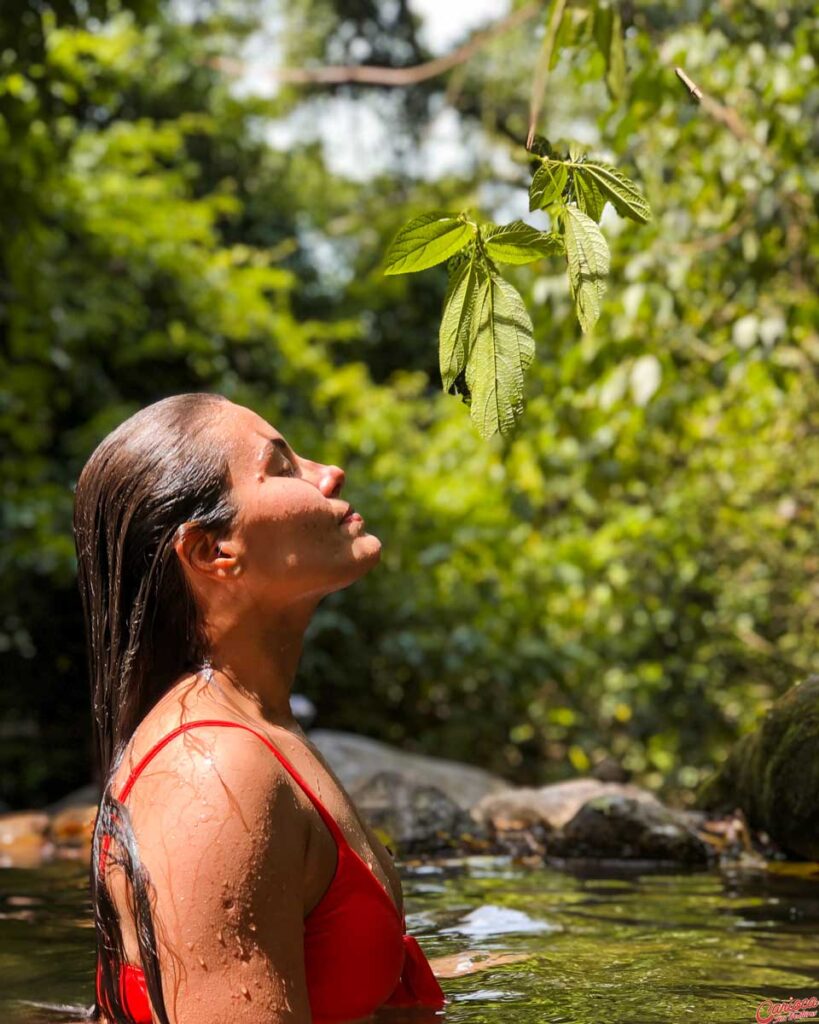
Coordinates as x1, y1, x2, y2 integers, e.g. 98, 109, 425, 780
2, 856, 818, 1024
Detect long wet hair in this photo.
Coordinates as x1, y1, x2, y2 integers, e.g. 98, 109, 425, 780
72, 392, 239, 1023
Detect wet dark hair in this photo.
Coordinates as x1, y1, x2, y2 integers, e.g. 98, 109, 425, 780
72, 392, 239, 1023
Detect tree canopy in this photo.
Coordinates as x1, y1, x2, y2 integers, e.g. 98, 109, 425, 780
1, 0, 816, 808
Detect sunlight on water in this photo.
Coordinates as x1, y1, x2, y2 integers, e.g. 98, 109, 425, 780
2, 856, 818, 1024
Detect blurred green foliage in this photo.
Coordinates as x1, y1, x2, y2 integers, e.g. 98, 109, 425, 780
0, 0, 816, 808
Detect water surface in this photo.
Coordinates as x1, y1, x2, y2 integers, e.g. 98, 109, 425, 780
2, 856, 817, 1023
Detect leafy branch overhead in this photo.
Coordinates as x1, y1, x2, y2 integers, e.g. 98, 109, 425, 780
383, 144, 650, 439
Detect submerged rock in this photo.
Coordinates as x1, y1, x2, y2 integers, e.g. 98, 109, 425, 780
695, 675, 819, 860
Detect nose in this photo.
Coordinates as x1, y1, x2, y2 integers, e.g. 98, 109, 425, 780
317, 464, 345, 499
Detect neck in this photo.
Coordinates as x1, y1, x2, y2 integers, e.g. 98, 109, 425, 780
203, 596, 319, 730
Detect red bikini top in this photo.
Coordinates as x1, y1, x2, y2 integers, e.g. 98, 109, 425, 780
95, 719, 446, 1023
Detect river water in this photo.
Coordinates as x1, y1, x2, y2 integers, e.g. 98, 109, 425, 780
2, 856, 817, 1023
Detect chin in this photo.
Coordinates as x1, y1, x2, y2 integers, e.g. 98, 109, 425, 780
355, 532, 382, 564
346, 532, 382, 577
325, 540, 381, 596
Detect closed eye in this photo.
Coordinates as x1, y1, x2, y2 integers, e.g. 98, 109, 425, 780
276, 457, 297, 477
261, 436, 299, 477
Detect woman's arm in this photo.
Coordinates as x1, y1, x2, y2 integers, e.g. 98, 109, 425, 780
426, 950, 532, 979
123, 725, 313, 1024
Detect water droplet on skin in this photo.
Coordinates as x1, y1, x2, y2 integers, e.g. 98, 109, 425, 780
217, 929, 224, 945
240, 984, 250, 999
186, 941, 194, 951
198, 956, 207, 969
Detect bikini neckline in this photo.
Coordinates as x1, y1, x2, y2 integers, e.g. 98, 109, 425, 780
112, 718, 403, 925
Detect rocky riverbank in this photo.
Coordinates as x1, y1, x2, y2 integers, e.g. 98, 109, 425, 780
2, 680, 816, 873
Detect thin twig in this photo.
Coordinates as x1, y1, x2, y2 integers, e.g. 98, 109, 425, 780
527, 0, 567, 150
674, 65, 772, 159
209, 3, 541, 87
673, 65, 815, 278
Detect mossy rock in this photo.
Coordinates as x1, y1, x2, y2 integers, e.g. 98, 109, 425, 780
695, 675, 819, 859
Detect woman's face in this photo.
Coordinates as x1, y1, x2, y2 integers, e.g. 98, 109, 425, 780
195, 402, 381, 609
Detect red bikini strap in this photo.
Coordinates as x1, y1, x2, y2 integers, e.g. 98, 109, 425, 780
112, 719, 347, 845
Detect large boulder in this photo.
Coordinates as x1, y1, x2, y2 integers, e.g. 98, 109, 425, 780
474, 777, 711, 863
695, 675, 819, 860
309, 729, 509, 811
472, 778, 660, 831
548, 793, 712, 863
351, 771, 487, 854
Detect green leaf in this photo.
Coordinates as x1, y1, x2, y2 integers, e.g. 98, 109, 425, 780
562, 206, 610, 333
573, 170, 606, 222
593, 4, 613, 66
606, 5, 626, 100
465, 274, 535, 439
593, 2, 626, 101
550, 3, 580, 67
573, 162, 652, 223
439, 258, 482, 392
484, 221, 563, 264
384, 213, 475, 275
529, 161, 568, 211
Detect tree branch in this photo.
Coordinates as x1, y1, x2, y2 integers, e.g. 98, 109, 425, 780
674, 66, 772, 160
208, 2, 541, 87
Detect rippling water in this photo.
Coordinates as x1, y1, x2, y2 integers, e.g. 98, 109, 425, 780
2, 856, 818, 1023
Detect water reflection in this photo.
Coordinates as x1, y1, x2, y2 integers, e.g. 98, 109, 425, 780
441, 905, 561, 938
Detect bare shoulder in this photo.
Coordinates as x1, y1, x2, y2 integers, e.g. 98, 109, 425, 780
128, 714, 282, 777
122, 719, 307, 857
117, 721, 312, 1022
114, 673, 286, 803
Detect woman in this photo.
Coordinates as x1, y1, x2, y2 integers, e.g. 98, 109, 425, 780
73, 392, 448, 1024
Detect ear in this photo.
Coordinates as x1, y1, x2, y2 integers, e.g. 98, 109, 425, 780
173, 523, 240, 580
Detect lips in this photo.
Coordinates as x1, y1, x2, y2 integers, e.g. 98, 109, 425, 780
340, 503, 363, 524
